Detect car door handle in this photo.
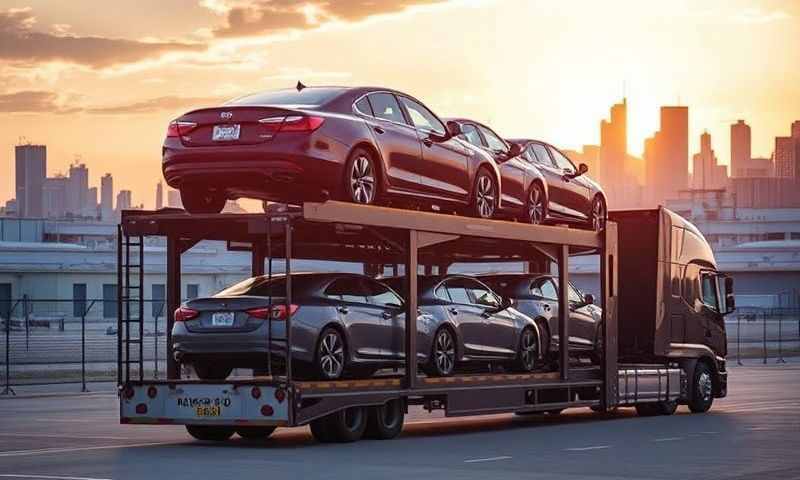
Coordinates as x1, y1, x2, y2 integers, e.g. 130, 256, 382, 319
373, 126, 385, 135
448, 307, 458, 315
381, 311, 392, 319
337, 306, 349, 314
423, 138, 433, 147
481, 311, 492, 319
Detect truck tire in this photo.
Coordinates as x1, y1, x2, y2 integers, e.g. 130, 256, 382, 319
365, 400, 405, 440
314, 407, 368, 443
236, 426, 276, 439
310, 417, 334, 443
688, 362, 714, 413
185, 425, 235, 441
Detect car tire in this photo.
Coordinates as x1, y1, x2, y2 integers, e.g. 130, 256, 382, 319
470, 169, 497, 219
525, 182, 547, 224
365, 399, 405, 440
180, 188, 226, 214
320, 407, 368, 443
315, 327, 346, 380
688, 362, 715, 413
590, 195, 607, 232
185, 425, 234, 441
424, 327, 456, 377
343, 147, 379, 205
193, 363, 233, 381
514, 327, 539, 372
236, 426, 277, 439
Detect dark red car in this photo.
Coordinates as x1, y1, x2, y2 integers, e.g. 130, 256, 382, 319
448, 118, 607, 230
163, 86, 507, 218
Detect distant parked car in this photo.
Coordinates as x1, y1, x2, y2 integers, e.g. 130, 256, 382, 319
163, 86, 507, 219
383, 275, 545, 375
477, 273, 603, 360
447, 116, 607, 230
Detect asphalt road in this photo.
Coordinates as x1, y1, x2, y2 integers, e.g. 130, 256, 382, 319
0, 365, 799, 480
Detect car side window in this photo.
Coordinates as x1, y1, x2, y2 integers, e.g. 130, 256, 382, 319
567, 283, 583, 304
701, 273, 720, 311
530, 144, 556, 167
325, 278, 368, 304
365, 280, 403, 307
368, 93, 406, 124
460, 123, 484, 147
354, 96, 373, 116
549, 146, 576, 172
445, 282, 471, 305
435, 284, 452, 301
536, 279, 558, 300
469, 285, 500, 308
398, 97, 446, 135
478, 126, 507, 154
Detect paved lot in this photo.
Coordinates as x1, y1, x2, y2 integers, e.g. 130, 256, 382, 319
0, 365, 799, 480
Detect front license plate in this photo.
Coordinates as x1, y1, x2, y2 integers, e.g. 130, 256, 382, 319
212, 124, 240, 141
195, 405, 222, 417
212, 312, 235, 327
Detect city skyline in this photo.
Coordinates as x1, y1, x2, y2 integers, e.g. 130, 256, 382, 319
1, 1, 799, 208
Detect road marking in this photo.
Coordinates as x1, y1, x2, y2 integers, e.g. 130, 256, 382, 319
0, 442, 174, 458
565, 445, 611, 451
0, 475, 111, 480
464, 456, 512, 463
653, 437, 683, 442
724, 405, 800, 414
32, 419, 118, 424
0, 433, 132, 441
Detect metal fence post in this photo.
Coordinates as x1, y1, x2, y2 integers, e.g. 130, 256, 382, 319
776, 310, 786, 364
736, 314, 743, 366
1, 300, 20, 396
23, 294, 29, 352
81, 307, 87, 392
762, 311, 767, 364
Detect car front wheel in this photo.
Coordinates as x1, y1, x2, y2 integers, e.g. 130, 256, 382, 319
425, 327, 456, 377
471, 169, 497, 219
590, 196, 606, 231
514, 327, 539, 372
525, 183, 547, 225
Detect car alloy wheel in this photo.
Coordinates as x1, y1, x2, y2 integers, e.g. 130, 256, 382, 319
350, 155, 376, 204
432, 328, 455, 376
474, 172, 496, 219
517, 327, 538, 372
527, 184, 545, 224
591, 197, 606, 231
317, 329, 345, 380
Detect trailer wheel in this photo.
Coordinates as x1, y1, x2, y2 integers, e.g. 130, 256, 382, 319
236, 426, 276, 440
318, 407, 368, 443
185, 425, 235, 441
365, 400, 405, 440
688, 362, 714, 413
310, 417, 334, 443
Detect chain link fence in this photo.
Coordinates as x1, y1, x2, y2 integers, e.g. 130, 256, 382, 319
2, 299, 798, 394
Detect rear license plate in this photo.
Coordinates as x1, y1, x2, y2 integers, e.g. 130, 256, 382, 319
212, 124, 240, 141
212, 312, 235, 327
195, 405, 222, 417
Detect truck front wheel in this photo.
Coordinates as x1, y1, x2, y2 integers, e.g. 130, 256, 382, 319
688, 362, 714, 413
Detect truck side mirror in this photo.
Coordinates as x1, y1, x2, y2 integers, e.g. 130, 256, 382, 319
724, 276, 735, 314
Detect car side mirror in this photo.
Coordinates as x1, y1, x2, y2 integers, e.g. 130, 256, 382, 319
507, 143, 523, 158
584, 293, 595, 305
578, 163, 588, 175
446, 121, 462, 138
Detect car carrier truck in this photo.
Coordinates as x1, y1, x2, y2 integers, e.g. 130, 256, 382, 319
117, 202, 733, 442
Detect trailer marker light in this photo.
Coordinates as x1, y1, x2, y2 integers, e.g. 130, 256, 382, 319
147, 386, 158, 399
260, 405, 274, 416
251, 387, 262, 399
122, 385, 135, 399
275, 388, 286, 403
135, 403, 148, 414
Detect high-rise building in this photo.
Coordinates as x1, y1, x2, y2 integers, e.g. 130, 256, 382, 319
730, 120, 751, 178
774, 136, 795, 178
599, 99, 628, 206
691, 131, 727, 190
657, 106, 689, 203
15, 144, 47, 217
100, 173, 114, 221
792, 120, 800, 140
86, 187, 98, 218
42, 175, 67, 218
66, 163, 89, 216
167, 189, 182, 209
644, 133, 660, 205
116, 190, 132, 212
156, 182, 164, 210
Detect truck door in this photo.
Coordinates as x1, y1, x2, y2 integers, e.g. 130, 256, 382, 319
699, 271, 727, 355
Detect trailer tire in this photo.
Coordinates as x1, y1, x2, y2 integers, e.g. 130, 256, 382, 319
310, 417, 334, 443
236, 426, 276, 439
185, 425, 235, 441
321, 406, 368, 443
365, 399, 405, 440
688, 362, 714, 413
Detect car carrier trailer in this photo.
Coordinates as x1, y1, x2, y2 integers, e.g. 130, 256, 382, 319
117, 201, 730, 442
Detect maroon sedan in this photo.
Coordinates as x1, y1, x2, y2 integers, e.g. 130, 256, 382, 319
163, 86, 504, 217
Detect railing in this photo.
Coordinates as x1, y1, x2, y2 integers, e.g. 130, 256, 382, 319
1, 299, 798, 394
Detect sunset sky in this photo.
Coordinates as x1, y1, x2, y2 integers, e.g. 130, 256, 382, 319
1, 0, 799, 209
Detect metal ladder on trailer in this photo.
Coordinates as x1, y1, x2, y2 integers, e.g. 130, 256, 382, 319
117, 225, 144, 384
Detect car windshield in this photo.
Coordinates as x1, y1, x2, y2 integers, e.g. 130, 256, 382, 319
225, 88, 343, 107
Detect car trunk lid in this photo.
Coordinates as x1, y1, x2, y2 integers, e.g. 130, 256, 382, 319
181, 295, 287, 333
175, 106, 306, 147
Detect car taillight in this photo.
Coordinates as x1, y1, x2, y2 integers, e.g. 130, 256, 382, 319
246, 304, 299, 320
174, 306, 199, 322
166, 120, 197, 137
257, 115, 324, 134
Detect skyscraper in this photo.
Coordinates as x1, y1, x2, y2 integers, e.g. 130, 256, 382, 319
774, 136, 795, 178
43, 175, 67, 218
730, 120, 751, 178
599, 99, 628, 206
692, 131, 727, 190
116, 190, 132, 212
67, 163, 89, 216
100, 173, 114, 221
156, 182, 164, 210
658, 106, 689, 201
15, 144, 47, 217
86, 187, 98, 218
